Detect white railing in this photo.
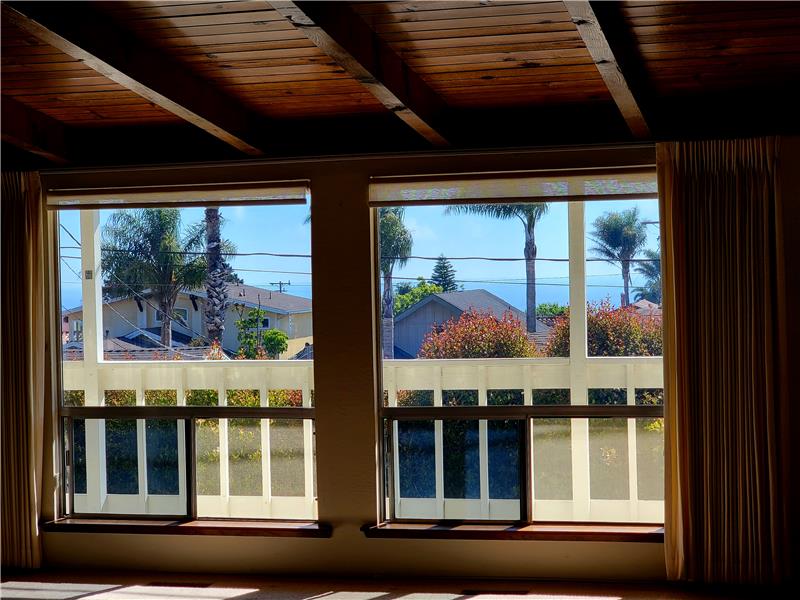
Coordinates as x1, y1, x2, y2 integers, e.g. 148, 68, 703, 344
63, 359, 316, 520
384, 356, 664, 523
63, 354, 663, 523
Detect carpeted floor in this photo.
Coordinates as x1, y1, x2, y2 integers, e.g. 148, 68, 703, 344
0, 570, 763, 600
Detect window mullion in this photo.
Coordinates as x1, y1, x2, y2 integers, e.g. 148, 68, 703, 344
567, 199, 590, 521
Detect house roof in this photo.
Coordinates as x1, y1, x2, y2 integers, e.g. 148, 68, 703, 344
62, 284, 312, 316
218, 284, 312, 315
437, 290, 525, 321
395, 289, 526, 323
630, 299, 662, 317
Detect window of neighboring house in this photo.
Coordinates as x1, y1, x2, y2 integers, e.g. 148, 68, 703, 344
372, 169, 663, 524
54, 182, 317, 522
155, 307, 189, 323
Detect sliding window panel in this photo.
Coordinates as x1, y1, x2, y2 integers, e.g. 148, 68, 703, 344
70, 418, 186, 517
196, 418, 316, 520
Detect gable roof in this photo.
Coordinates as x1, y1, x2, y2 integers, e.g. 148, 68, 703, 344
201, 284, 312, 315
63, 284, 312, 316
395, 289, 525, 323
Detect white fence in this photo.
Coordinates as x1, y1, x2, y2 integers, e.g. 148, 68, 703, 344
63, 354, 663, 523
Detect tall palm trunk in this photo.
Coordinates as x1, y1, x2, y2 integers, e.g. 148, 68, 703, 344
621, 259, 631, 307
382, 269, 394, 359
524, 228, 538, 333
159, 299, 173, 348
204, 207, 228, 343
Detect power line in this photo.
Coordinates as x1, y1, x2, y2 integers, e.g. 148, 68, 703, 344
59, 227, 210, 342
60, 257, 82, 281
97, 247, 659, 263
59, 223, 81, 247
104, 302, 174, 352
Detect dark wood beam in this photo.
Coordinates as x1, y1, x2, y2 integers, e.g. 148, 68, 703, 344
565, 1, 651, 138
271, 1, 450, 147
1, 96, 69, 165
2, 3, 266, 156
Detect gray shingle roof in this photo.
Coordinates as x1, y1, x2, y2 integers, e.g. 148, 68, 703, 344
63, 284, 312, 316
214, 284, 312, 314
434, 289, 525, 321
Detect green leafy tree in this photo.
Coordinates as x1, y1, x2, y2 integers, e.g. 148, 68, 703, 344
235, 308, 288, 359
262, 329, 289, 359
536, 302, 568, 317
394, 278, 443, 316
380, 207, 413, 358
445, 203, 549, 332
394, 280, 415, 295
430, 255, 458, 292
634, 248, 662, 304
590, 207, 648, 307
102, 208, 206, 348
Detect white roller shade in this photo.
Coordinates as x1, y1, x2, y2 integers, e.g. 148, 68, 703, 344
369, 169, 657, 205
47, 180, 310, 209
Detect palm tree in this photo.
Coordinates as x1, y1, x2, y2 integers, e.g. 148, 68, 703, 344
102, 208, 207, 348
633, 248, 661, 304
204, 207, 228, 343
445, 203, 549, 332
590, 207, 648, 307
380, 207, 413, 358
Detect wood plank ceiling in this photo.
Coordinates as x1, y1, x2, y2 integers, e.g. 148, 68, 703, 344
2, 0, 799, 167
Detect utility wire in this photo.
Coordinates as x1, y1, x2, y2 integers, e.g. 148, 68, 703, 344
59, 224, 81, 247
104, 302, 174, 352
98, 247, 659, 263
60, 257, 82, 280
62, 227, 210, 343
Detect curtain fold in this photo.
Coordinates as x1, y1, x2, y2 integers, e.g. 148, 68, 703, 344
1, 171, 48, 569
658, 138, 792, 584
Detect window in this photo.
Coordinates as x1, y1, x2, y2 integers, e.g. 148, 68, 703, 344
55, 181, 317, 521
373, 170, 663, 524
155, 307, 188, 323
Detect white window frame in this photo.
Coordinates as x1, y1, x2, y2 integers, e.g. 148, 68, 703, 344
376, 180, 664, 525
155, 307, 189, 323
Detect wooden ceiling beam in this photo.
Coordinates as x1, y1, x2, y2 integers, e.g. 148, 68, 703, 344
271, 1, 450, 147
1, 95, 69, 165
2, 3, 266, 156
565, 1, 651, 138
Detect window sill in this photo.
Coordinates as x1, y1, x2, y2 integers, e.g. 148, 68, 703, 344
43, 518, 331, 538
362, 522, 664, 543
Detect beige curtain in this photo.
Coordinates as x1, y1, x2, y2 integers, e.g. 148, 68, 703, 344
1, 171, 51, 568
658, 138, 792, 584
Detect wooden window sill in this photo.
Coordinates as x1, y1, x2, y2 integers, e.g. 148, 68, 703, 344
362, 522, 664, 543
43, 518, 331, 538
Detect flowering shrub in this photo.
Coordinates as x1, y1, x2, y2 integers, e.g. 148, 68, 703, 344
204, 339, 225, 360
544, 299, 662, 358
419, 309, 535, 359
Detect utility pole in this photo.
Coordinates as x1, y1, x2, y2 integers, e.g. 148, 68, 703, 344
270, 280, 291, 293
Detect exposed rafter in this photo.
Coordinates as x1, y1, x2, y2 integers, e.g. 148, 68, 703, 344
271, 1, 450, 147
2, 3, 266, 156
565, 1, 651, 138
1, 96, 69, 165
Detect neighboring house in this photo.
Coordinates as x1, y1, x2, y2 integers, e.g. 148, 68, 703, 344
629, 299, 662, 322
393, 289, 553, 358
62, 284, 313, 358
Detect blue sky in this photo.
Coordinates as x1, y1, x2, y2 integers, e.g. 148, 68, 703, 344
59, 198, 660, 313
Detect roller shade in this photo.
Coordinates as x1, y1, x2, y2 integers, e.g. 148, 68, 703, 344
46, 180, 310, 209
369, 168, 657, 206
